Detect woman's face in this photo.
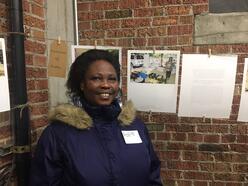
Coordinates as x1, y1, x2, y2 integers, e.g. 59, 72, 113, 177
81, 60, 119, 106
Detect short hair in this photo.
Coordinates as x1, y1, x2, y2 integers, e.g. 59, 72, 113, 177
66, 49, 120, 100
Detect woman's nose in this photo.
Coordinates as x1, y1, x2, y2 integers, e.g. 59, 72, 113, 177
100, 79, 110, 88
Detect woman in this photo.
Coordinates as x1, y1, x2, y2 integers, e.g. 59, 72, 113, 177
30, 49, 162, 186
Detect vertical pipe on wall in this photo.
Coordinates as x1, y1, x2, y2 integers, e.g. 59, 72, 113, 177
73, 0, 79, 45
9, 0, 31, 185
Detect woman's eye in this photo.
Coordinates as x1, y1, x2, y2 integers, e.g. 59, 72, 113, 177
109, 77, 117, 82
91, 76, 101, 81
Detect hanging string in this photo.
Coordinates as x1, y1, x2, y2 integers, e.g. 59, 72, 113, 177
11, 102, 29, 119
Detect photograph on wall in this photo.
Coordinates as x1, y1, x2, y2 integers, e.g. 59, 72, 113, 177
237, 58, 248, 121
0, 38, 10, 112
71, 45, 122, 66
178, 54, 237, 118
245, 67, 248, 92
0, 49, 4, 76
127, 50, 180, 113
130, 52, 177, 84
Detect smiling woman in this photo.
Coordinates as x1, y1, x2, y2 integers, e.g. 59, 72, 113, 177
29, 49, 162, 186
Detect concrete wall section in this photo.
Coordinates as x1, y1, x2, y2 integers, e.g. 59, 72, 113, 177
194, 13, 248, 45
46, 0, 75, 107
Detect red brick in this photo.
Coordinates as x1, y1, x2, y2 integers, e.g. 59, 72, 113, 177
134, 8, 163, 17
214, 173, 245, 182
78, 21, 91, 30
32, 30, 45, 42
230, 144, 248, 153
193, 4, 208, 15
167, 161, 198, 170
78, 12, 104, 21
24, 15, 45, 30
31, 4, 44, 17
171, 133, 186, 141
157, 132, 171, 140
93, 20, 120, 30
81, 30, 105, 39
179, 15, 193, 24
160, 170, 181, 179
204, 134, 220, 143
183, 171, 212, 180
118, 38, 132, 47
163, 36, 177, 46
30, 116, 48, 128
121, 18, 151, 28
188, 133, 203, 142
34, 55, 46, 67
25, 40, 46, 54
153, 16, 178, 26
28, 91, 48, 103
0, 125, 11, 140
103, 39, 117, 46
30, 103, 48, 116
182, 0, 208, 3
200, 163, 231, 172
178, 35, 192, 45
107, 29, 135, 38
119, 0, 149, 9
183, 152, 214, 161
77, 3, 90, 11
26, 67, 47, 79
221, 134, 236, 143
237, 135, 248, 143
167, 142, 196, 151
90, 1, 119, 10
157, 151, 180, 160
233, 164, 248, 173
167, 5, 192, 15
148, 37, 162, 46
151, 0, 181, 6
133, 38, 147, 46
214, 153, 247, 163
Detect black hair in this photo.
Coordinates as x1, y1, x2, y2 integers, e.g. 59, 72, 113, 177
66, 49, 120, 100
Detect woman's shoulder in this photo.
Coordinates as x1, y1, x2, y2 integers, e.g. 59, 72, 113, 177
48, 103, 93, 130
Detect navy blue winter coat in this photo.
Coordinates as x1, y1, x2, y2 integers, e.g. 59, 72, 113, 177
30, 100, 162, 186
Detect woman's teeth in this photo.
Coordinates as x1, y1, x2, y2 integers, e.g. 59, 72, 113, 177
100, 93, 110, 98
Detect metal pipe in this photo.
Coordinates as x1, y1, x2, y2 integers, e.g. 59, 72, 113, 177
10, 0, 31, 185
73, 0, 79, 45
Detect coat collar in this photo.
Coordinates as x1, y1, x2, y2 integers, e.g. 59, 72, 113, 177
48, 100, 136, 130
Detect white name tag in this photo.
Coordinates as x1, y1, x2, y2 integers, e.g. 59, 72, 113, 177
121, 130, 142, 144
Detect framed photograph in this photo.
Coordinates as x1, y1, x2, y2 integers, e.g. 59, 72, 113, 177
127, 50, 180, 113
0, 38, 10, 112
238, 58, 248, 121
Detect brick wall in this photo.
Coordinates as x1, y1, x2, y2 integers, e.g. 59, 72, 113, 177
23, 0, 48, 144
0, 0, 48, 183
78, 0, 248, 185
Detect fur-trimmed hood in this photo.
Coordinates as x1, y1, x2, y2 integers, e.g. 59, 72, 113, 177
48, 100, 136, 130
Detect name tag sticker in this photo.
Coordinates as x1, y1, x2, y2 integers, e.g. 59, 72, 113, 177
121, 130, 142, 144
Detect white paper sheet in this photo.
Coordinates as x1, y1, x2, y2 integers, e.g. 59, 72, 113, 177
237, 59, 248, 122
0, 38, 10, 112
178, 54, 237, 118
127, 50, 180, 113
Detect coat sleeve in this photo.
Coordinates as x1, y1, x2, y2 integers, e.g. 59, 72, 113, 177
144, 125, 163, 186
29, 125, 64, 186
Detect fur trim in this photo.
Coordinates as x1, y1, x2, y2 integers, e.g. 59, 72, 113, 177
49, 104, 92, 130
118, 100, 136, 126
49, 101, 136, 130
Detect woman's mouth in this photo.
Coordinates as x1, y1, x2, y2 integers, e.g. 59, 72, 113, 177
99, 93, 110, 99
